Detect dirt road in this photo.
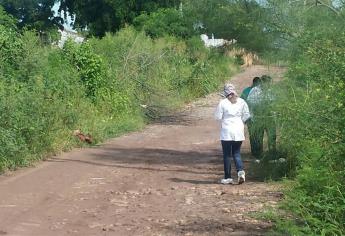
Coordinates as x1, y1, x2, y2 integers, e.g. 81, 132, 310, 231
0, 66, 285, 236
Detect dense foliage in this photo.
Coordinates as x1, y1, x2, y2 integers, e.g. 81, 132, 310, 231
277, 32, 345, 235
182, 0, 272, 52
257, 1, 345, 235
132, 0, 272, 52
58, 0, 180, 36
0, 0, 62, 31
0, 10, 235, 172
133, 8, 191, 38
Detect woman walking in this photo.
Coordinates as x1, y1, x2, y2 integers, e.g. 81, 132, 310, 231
215, 83, 250, 184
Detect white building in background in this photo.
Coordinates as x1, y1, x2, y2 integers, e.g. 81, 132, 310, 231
53, 2, 83, 48
200, 34, 237, 48
57, 29, 84, 48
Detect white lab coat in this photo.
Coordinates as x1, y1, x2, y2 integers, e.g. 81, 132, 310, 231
214, 98, 250, 141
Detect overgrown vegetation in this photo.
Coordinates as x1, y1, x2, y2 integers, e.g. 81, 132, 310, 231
251, 1, 345, 235
273, 33, 345, 236
0, 7, 235, 172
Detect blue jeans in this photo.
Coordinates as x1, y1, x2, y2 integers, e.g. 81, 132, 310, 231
221, 140, 243, 179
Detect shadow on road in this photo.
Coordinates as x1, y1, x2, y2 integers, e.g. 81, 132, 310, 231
48, 147, 264, 182
169, 178, 217, 185
48, 147, 221, 175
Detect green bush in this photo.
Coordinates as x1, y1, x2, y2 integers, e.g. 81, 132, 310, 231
268, 31, 345, 235
0, 24, 22, 77
63, 41, 105, 100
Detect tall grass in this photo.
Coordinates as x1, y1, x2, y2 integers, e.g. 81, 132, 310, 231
0, 26, 236, 172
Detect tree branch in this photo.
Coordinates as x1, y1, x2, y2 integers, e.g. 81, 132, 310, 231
316, 0, 340, 15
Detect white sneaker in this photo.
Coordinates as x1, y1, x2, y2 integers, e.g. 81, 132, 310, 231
238, 171, 245, 184
220, 178, 233, 185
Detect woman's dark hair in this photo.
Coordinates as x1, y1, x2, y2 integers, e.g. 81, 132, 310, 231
253, 76, 261, 86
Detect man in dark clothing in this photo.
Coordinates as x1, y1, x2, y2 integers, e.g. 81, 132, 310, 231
247, 75, 276, 158
240, 76, 261, 158
240, 77, 261, 101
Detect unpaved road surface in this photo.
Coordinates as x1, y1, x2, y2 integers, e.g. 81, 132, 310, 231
0, 66, 285, 236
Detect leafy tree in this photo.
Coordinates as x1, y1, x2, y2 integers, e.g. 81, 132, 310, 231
0, 6, 23, 77
134, 8, 191, 38
0, 0, 64, 31
0, 5, 16, 29
58, 0, 180, 36
262, 0, 345, 59
182, 0, 273, 52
